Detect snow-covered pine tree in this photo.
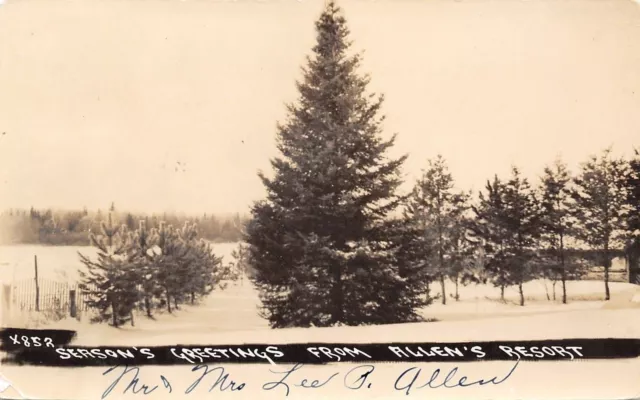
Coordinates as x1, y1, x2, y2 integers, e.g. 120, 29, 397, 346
191, 238, 228, 301
570, 148, 629, 300
176, 221, 225, 305
445, 192, 473, 301
168, 221, 196, 307
501, 167, 542, 306
404, 155, 471, 305
245, 1, 417, 328
400, 176, 436, 304
539, 158, 581, 304
128, 219, 159, 317
143, 220, 226, 312
230, 242, 252, 285
78, 213, 139, 327
471, 175, 511, 301
147, 221, 189, 313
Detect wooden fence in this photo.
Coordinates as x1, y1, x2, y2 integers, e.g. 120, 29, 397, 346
10, 278, 97, 315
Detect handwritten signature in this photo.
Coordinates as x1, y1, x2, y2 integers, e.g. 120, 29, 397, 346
102, 361, 520, 398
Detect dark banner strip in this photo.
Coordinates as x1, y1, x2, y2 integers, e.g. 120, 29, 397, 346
1, 329, 638, 367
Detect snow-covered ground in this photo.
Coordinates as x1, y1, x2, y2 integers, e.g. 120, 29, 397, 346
1, 242, 638, 342
15, 277, 634, 347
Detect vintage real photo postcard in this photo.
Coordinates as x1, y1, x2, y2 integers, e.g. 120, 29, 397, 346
0, 0, 639, 398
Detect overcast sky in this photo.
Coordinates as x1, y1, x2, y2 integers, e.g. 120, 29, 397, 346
0, 0, 639, 215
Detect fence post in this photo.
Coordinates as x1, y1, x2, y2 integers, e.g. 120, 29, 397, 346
1, 284, 12, 327
69, 289, 77, 319
34, 255, 40, 312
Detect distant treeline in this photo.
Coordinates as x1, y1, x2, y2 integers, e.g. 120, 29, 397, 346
0, 205, 249, 245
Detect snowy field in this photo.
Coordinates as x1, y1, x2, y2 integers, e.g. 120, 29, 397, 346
17, 276, 636, 347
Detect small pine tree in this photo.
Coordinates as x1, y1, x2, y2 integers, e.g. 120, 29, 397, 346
230, 243, 252, 285
147, 222, 189, 313
176, 222, 226, 305
570, 148, 629, 300
539, 158, 577, 304
78, 214, 139, 327
404, 155, 471, 305
446, 196, 474, 302
500, 167, 542, 306
471, 175, 511, 301
128, 220, 159, 318
401, 180, 436, 304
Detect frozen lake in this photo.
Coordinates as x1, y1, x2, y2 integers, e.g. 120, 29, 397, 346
0, 241, 241, 284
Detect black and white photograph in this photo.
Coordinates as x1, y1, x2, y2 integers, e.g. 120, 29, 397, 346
0, 0, 639, 398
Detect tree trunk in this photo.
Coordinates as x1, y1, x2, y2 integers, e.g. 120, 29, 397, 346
425, 278, 431, 303
440, 275, 446, 305
604, 245, 611, 301
111, 301, 118, 327
560, 232, 567, 304
174, 296, 179, 310
166, 290, 172, 313
500, 284, 505, 302
191, 292, 195, 305
144, 296, 152, 318
130, 310, 135, 327
543, 280, 550, 301
518, 282, 524, 306
552, 280, 557, 301
604, 264, 611, 301
454, 274, 460, 301
331, 265, 344, 324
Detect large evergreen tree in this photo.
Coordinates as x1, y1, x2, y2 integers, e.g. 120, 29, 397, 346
246, 1, 419, 328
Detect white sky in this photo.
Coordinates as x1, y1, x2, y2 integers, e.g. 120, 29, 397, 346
0, 0, 639, 214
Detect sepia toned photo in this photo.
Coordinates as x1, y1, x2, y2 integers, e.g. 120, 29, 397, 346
0, 0, 639, 398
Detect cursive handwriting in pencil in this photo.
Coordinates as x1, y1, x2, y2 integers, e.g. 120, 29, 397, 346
102, 365, 172, 399
262, 363, 337, 396
101, 362, 520, 397
184, 364, 246, 394
394, 360, 521, 395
